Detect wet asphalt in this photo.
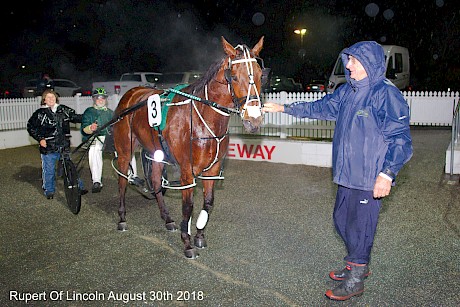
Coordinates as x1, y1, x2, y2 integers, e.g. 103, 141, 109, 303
0, 127, 459, 307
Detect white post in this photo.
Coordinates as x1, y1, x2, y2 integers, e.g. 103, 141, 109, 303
280, 91, 288, 139
74, 94, 82, 114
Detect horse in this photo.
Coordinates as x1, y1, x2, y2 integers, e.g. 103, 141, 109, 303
112, 36, 265, 258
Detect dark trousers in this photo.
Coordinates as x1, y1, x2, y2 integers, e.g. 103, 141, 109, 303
333, 185, 381, 264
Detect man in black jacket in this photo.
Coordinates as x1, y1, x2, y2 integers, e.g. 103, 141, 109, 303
27, 90, 84, 199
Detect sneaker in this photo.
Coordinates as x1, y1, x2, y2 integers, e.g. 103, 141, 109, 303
92, 182, 102, 193
79, 188, 88, 195
45, 193, 54, 199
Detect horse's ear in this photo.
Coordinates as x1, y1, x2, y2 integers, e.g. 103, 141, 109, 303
252, 36, 264, 57
221, 36, 237, 57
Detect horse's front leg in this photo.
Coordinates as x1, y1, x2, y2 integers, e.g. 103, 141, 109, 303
180, 188, 198, 259
194, 179, 215, 249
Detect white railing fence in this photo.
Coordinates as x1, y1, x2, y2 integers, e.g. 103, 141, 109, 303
1, 91, 459, 139
0, 95, 119, 131
230, 91, 459, 139
2, 91, 459, 172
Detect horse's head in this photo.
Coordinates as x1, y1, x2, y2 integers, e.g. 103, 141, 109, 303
221, 36, 267, 133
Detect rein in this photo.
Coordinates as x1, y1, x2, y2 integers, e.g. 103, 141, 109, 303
73, 44, 264, 191
166, 88, 240, 115
72, 86, 235, 156
72, 99, 147, 154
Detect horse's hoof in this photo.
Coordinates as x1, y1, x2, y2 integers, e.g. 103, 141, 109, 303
117, 222, 128, 231
184, 248, 199, 259
165, 222, 178, 232
194, 237, 207, 249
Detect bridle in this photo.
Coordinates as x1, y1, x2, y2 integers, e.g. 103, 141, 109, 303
224, 44, 269, 119
165, 44, 270, 119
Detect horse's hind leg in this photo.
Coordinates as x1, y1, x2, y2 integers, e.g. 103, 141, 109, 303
194, 179, 216, 249
152, 163, 177, 231
116, 153, 131, 231
141, 149, 177, 231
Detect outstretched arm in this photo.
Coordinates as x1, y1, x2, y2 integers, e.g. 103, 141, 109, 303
262, 102, 285, 113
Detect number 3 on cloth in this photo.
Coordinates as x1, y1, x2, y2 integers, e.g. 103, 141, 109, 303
148, 94, 162, 127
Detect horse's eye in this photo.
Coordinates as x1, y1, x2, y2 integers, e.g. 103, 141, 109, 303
232, 76, 238, 82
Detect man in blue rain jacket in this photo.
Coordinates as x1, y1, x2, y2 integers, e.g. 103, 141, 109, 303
263, 41, 413, 301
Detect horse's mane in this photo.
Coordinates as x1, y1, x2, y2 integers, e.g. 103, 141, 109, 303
188, 44, 253, 95
188, 57, 225, 94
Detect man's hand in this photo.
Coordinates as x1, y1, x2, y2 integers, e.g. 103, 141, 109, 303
90, 122, 98, 132
262, 102, 284, 113
373, 175, 392, 198
39, 139, 47, 147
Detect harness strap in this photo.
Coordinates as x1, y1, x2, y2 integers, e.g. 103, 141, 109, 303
161, 177, 197, 190
205, 85, 230, 117
166, 88, 240, 114
191, 99, 227, 172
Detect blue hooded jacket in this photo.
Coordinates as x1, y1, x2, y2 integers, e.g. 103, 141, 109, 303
284, 41, 413, 191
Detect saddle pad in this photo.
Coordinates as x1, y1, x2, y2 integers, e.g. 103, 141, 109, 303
156, 84, 189, 131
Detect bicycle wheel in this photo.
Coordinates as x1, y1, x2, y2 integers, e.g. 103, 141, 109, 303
62, 158, 81, 214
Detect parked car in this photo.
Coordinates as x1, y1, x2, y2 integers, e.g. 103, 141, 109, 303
264, 75, 303, 93
22, 78, 82, 97
73, 85, 92, 96
0, 85, 22, 98
305, 79, 326, 92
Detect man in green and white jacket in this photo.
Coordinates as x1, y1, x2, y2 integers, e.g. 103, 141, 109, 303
81, 88, 114, 193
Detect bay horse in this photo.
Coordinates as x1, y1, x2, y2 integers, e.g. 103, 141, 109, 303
112, 37, 265, 258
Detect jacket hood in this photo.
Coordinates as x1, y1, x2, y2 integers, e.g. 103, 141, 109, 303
341, 41, 386, 87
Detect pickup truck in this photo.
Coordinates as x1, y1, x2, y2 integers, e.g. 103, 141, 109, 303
92, 71, 204, 97
92, 72, 162, 97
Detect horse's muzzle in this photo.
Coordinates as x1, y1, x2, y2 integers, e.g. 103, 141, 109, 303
242, 115, 263, 133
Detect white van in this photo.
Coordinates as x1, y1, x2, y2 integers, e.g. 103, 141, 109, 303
326, 45, 410, 93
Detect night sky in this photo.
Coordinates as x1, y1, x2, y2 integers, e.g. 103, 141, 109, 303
1, 0, 459, 91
